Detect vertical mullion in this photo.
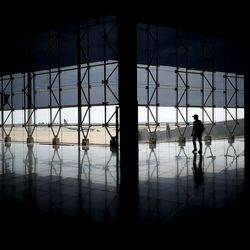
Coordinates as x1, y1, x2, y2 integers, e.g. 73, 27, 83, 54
104, 18, 107, 129
185, 31, 188, 130
156, 26, 159, 126
147, 25, 150, 127
87, 22, 91, 133
77, 21, 81, 145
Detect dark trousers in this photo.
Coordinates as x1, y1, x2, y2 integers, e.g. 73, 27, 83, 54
193, 134, 202, 151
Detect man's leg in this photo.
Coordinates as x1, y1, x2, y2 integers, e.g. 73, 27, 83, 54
198, 135, 202, 153
193, 135, 197, 152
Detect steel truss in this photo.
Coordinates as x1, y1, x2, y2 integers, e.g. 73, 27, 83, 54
23, 33, 37, 144
224, 73, 242, 143
1, 75, 14, 142
102, 17, 119, 147
1, 18, 119, 147
77, 20, 91, 146
78, 18, 119, 147
201, 37, 215, 143
175, 33, 216, 145
24, 72, 36, 143
48, 30, 62, 145
0, 18, 244, 148
143, 25, 160, 147
175, 30, 189, 145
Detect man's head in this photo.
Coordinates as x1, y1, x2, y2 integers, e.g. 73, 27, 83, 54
192, 114, 198, 120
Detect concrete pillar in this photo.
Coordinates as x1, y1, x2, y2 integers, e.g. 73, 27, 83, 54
118, 16, 138, 224
244, 47, 250, 197
118, 16, 138, 189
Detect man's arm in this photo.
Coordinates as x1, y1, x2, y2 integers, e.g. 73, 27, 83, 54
191, 124, 194, 136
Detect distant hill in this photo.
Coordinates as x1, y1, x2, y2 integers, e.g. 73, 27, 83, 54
139, 118, 244, 142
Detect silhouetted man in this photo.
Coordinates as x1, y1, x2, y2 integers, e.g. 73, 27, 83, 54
191, 114, 204, 154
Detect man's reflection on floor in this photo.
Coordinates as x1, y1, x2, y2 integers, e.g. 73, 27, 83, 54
192, 153, 203, 188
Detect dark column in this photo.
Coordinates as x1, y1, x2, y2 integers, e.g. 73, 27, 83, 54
27, 33, 32, 111
245, 40, 250, 199
118, 16, 138, 223
27, 33, 33, 143
77, 21, 81, 146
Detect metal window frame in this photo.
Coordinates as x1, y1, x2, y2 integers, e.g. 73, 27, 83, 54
1, 75, 14, 140
175, 30, 189, 141
77, 18, 119, 147
201, 36, 215, 140
139, 24, 160, 146
23, 72, 36, 141
224, 73, 242, 139
48, 30, 62, 144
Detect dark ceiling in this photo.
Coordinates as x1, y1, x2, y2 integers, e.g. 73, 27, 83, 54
0, 3, 248, 39
0, 3, 248, 77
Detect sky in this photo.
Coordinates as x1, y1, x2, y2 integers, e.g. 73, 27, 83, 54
7, 106, 244, 125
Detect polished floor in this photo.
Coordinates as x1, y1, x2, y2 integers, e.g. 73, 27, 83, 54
0, 139, 248, 247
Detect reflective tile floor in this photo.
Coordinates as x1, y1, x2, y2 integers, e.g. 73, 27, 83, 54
0, 139, 249, 248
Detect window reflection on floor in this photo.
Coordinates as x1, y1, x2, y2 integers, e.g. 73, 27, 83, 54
0, 138, 245, 226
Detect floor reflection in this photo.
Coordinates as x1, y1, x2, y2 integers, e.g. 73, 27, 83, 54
0, 139, 245, 229
192, 153, 203, 188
